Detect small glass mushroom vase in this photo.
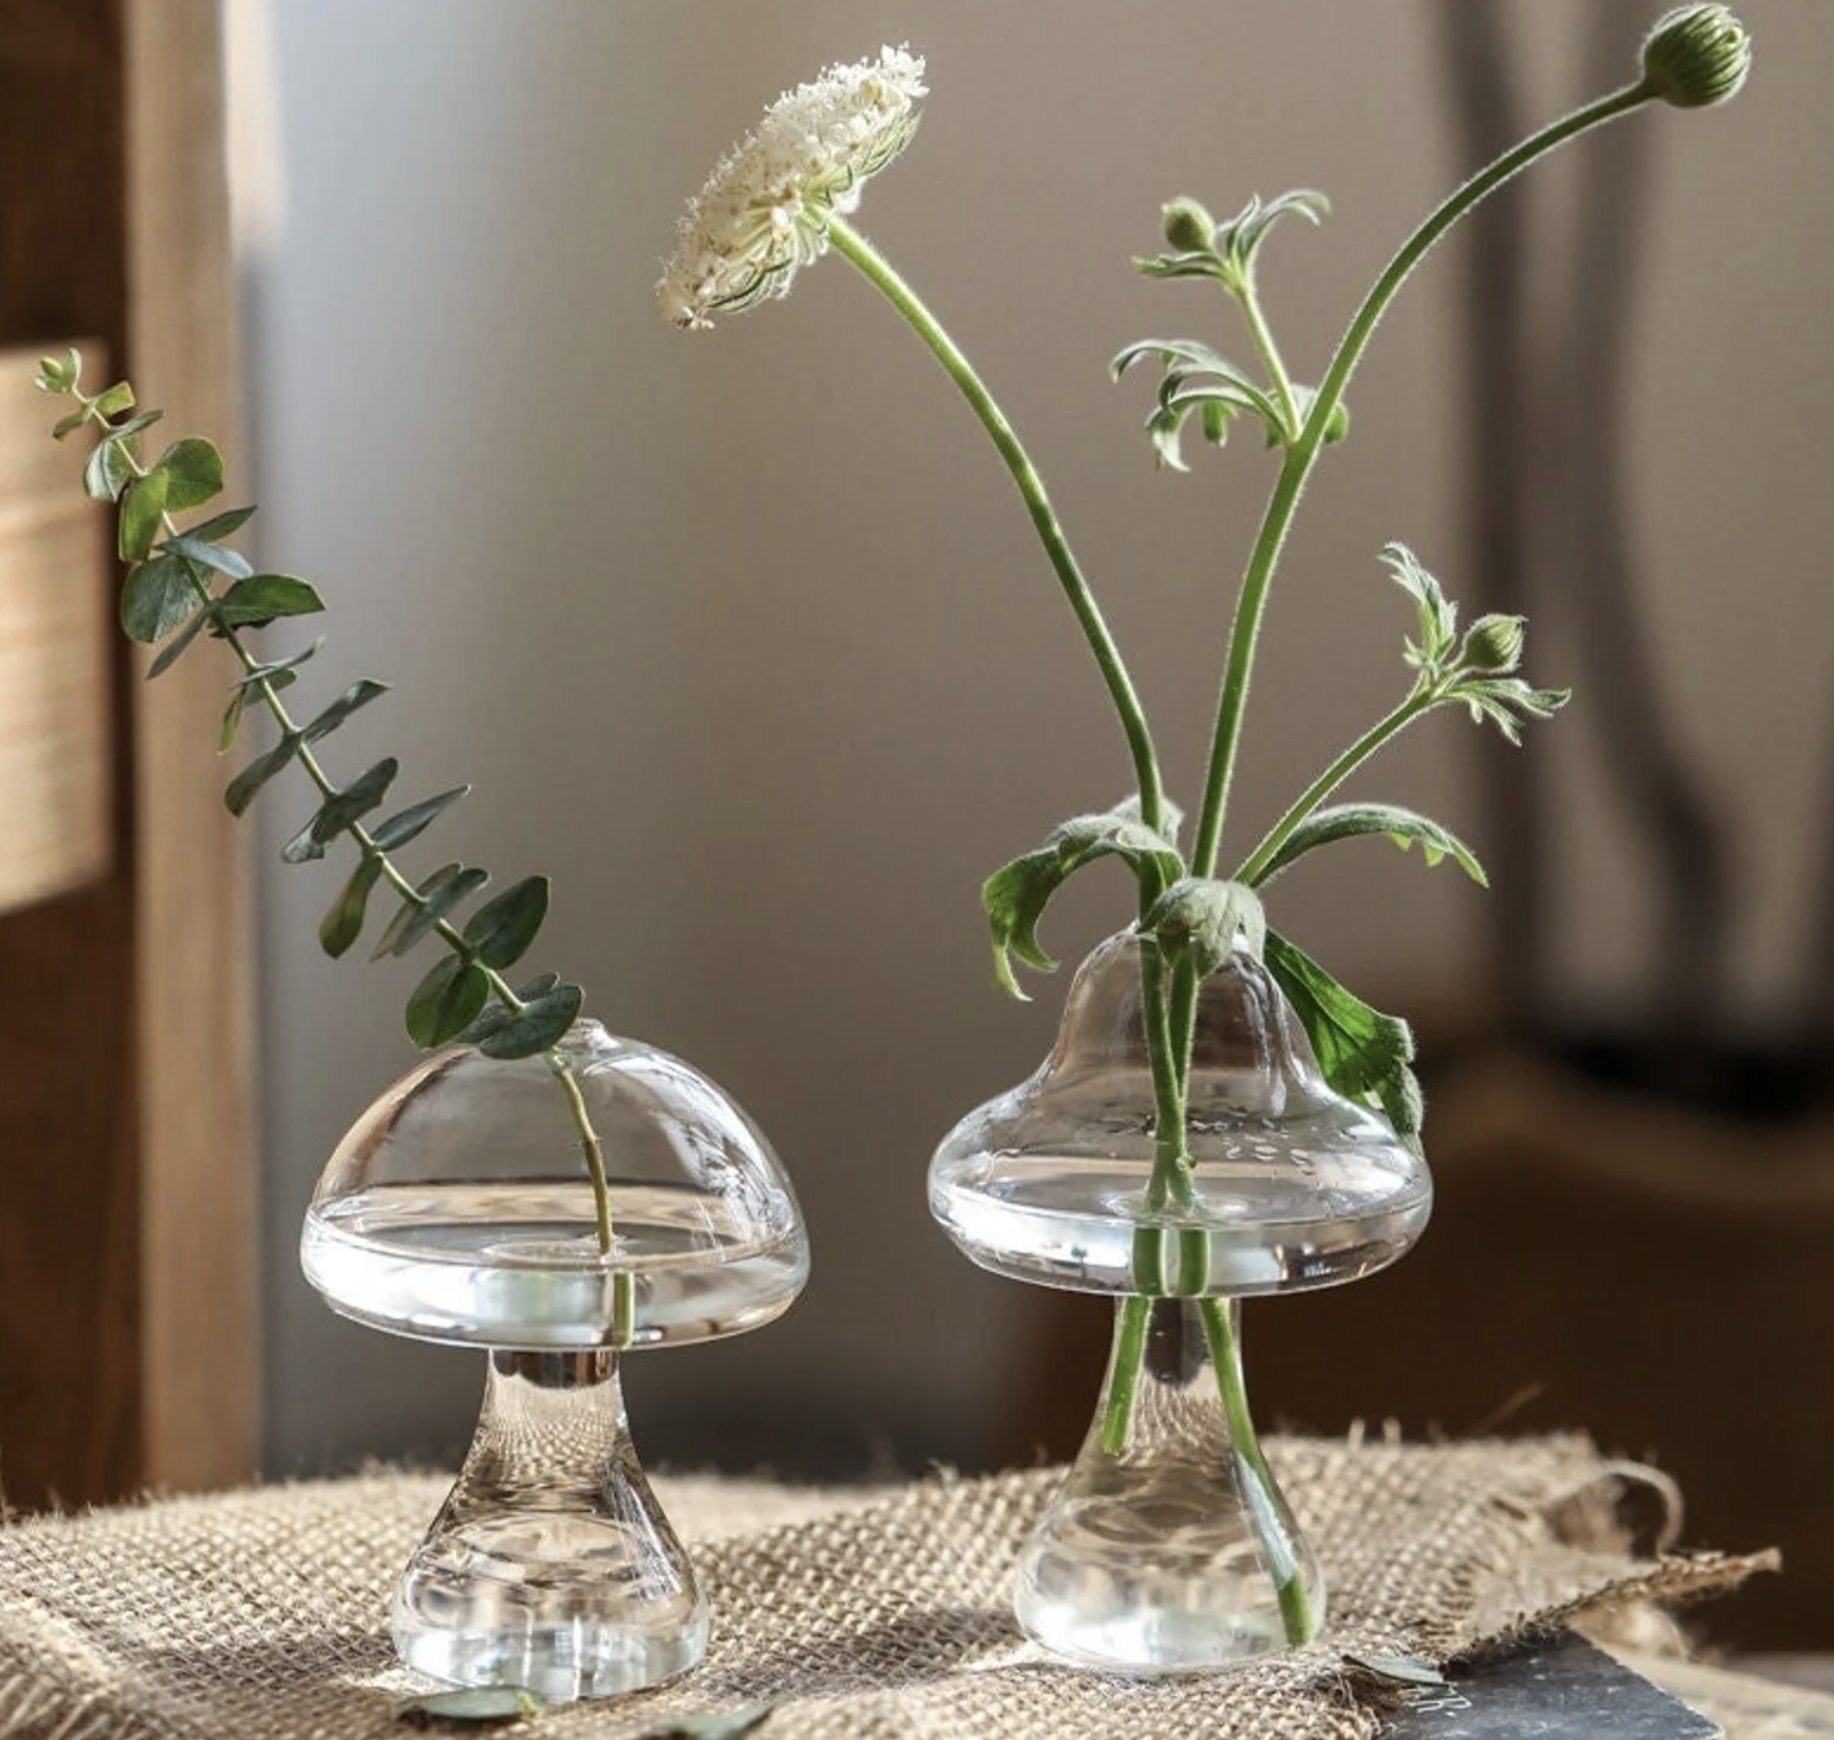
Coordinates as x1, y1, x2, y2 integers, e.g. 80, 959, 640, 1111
301, 1019, 808, 1702
929, 930, 1432, 1673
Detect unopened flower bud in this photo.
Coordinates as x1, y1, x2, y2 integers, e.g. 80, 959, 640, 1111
1161, 197, 1216, 254
1461, 614, 1527, 674
1642, 5, 1752, 108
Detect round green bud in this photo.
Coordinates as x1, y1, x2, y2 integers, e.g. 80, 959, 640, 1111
1642, 5, 1752, 108
1161, 196, 1216, 254
1461, 614, 1527, 675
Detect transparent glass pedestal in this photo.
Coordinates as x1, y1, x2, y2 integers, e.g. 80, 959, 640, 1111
301, 1022, 808, 1702
930, 931, 1431, 1673
393, 1349, 707, 1700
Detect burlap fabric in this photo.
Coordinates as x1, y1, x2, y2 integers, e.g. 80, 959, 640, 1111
0, 1435, 1772, 1740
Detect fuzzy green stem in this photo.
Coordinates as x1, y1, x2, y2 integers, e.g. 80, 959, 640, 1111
1198, 1296, 1315, 1645
1235, 269, 1302, 439
1190, 80, 1654, 879
1235, 690, 1434, 887
827, 214, 1168, 840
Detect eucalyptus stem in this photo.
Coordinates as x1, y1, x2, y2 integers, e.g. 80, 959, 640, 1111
1190, 79, 1655, 880
65, 382, 621, 1264
826, 214, 1169, 841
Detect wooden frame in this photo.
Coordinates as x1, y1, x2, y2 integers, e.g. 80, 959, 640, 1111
0, 0, 255, 1505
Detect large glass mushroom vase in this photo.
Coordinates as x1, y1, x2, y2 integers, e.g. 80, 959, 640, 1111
301, 1020, 808, 1701
930, 931, 1430, 1672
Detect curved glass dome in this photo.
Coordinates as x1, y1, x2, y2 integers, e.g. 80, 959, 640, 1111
930, 931, 1430, 1297
302, 1020, 807, 1350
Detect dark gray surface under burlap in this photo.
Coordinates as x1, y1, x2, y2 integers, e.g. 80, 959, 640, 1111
0, 1434, 1773, 1740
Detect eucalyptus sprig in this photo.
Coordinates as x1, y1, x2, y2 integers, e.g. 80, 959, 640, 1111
662, 8, 1752, 1648
34, 352, 626, 1313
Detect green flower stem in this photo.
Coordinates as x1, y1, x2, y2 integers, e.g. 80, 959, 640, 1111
1189, 78, 1655, 882
1100, 1294, 1153, 1457
1198, 1296, 1315, 1646
1234, 690, 1434, 888
1234, 272, 1302, 440
78, 387, 620, 1266
826, 215, 1169, 845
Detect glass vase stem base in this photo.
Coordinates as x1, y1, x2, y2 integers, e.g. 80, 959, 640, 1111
1014, 1297, 1324, 1674
391, 1348, 708, 1702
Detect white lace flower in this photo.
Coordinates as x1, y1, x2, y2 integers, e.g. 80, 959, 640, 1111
659, 45, 926, 330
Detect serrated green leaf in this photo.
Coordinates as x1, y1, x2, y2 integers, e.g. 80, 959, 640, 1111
216, 573, 323, 628
369, 786, 469, 852
146, 602, 215, 678
120, 553, 203, 644
984, 810, 1185, 998
461, 875, 549, 971
1263, 929, 1422, 1145
152, 437, 224, 511
320, 854, 385, 958
406, 954, 492, 1049
118, 467, 170, 562
301, 678, 389, 743
224, 732, 301, 815
185, 504, 257, 543
161, 532, 252, 580
465, 980, 584, 1060
294, 757, 397, 852
395, 1685, 546, 1727
1381, 542, 1457, 671
1250, 804, 1487, 889
372, 863, 491, 960
1144, 877, 1265, 978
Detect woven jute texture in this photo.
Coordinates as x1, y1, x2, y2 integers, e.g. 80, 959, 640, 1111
0, 1435, 1772, 1740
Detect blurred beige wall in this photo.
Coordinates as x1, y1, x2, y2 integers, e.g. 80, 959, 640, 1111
249, 1, 1832, 1474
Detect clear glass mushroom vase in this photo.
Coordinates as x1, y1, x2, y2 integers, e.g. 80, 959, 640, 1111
930, 932, 1430, 1672
301, 1020, 808, 1702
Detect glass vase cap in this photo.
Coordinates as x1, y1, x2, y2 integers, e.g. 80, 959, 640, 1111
929, 931, 1430, 1296
302, 1020, 807, 1351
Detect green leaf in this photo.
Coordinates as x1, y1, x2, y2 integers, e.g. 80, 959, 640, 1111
84, 435, 132, 503
372, 863, 491, 960
1343, 1653, 1446, 1687
161, 532, 252, 580
185, 504, 257, 543
1263, 929, 1422, 1147
93, 380, 135, 417
34, 350, 80, 394
463, 980, 584, 1060
118, 467, 170, 562
1143, 877, 1266, 978
284, 757, 397, 858
1450, 677, 1570, 747
216, 573, 324, 628
396, 1686, 546, 1727
119, 553, 201, 643
1382, 542, 1457, 672
224, 731, 301, 815
1251, 804, 1487, 889
301, 678, 389, 743
219, 685, 251, 753
151, 437, 223, 510
51, 406, 89, 439
232, 640, 322, 688
406, 954, 492, 1049
146, 602, 216, 678
984, 811, 1185, 998
370, 786, 469, 852
320, 854, 385, 958
461, 875, 549, 970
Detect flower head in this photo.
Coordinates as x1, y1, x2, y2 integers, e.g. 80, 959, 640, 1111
1642, 5, 1752, 108
658, 45, 926, 330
